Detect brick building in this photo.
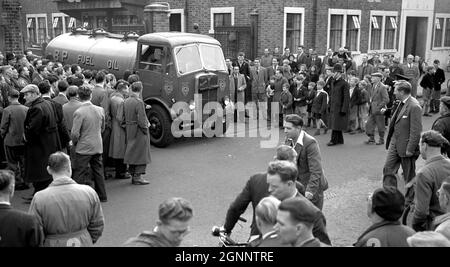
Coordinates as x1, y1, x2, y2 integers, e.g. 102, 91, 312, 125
0, 0, 24, 55
5, 0, 450, 67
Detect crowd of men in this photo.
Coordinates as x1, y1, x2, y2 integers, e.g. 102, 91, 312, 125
0, 50, 153, 203
1, 45, 450, 247
226, 46, 447, 147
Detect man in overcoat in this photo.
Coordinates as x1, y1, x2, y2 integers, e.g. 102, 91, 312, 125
109, 81, 130, 179
327, 64, 350, 146
22, 84, 61, 195
122, 82, 150, 185
229, 66, 247, 122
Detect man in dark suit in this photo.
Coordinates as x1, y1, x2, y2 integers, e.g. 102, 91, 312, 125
0, 170, 43, 247
432, 60, 446, 113
383, 81, 423, 201
223, 145, 306, 238
284, 114, 328, 210
266, 160, 331, 245
296, 46, 310, 69
52, 80, 69, 106
31, 65, 48, 86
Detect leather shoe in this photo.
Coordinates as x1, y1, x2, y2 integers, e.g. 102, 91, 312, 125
327, 142, 336, 146
100, 198, 108, 203
132, 175, 150, 185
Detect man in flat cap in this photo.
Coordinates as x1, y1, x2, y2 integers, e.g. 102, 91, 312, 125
365, 72, 389, 145
402, 55, 420, 98
21, 84, 62, 198
432, 96, 450, 156
354, 187, 415, 247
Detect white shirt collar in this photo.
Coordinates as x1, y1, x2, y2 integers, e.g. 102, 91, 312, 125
0, 201, 11, 205
287, 188, 299, 200
295, 130, 305, 146
262, 230, 277, 240
403, 95, 411, 104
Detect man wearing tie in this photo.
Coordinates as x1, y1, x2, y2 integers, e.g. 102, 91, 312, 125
402, 55, 420, 98
383, 81, 422, 202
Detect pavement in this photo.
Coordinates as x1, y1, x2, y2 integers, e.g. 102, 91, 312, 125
10, 101, 439, 247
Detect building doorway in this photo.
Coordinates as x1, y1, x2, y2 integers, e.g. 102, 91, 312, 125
170, 13, 181, 32
404, 17, 428, 59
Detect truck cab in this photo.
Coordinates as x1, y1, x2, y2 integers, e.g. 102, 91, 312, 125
136, 33, 232, 147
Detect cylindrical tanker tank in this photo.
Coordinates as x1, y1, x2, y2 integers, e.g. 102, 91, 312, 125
45, 30, 138, 78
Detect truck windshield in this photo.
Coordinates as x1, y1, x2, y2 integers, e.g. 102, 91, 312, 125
174, 45, 203, 74
174, 44, 226, 75
199, 44, 226, 72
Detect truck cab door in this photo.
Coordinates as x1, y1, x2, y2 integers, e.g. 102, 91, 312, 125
137, 43, 164, 100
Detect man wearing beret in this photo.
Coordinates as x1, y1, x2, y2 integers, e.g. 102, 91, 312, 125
432, 96, 450, 156
365, 72, 389, 145
412, 130, 450, 232
354, 187, 415, 247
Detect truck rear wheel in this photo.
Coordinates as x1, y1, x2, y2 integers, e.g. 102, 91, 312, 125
147, 104, 174, 147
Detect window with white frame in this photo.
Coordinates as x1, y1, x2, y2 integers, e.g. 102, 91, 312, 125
52, 13, 76, 38
170, 9, 185, 32
434, 14, 450, 48
445, 18, 450, 47
435, 18, 444, 48
368, 11, 398, 52
209, 7, 234, 34
328, 9, 361, 52
283, 7, 305, 52
26, 14, 48, 45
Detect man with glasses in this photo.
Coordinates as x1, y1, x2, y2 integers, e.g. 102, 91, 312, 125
124, 197, 193, 247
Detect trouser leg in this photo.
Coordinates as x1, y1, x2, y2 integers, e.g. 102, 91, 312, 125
383, 148, 401, 188
114, 158, 128, 178
90, 154, 107, 200
5, 145, 25, 185
375, 115, 386, 141
72, 153, 92, 186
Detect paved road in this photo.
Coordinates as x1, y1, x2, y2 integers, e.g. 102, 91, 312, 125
11, 112, 437, 247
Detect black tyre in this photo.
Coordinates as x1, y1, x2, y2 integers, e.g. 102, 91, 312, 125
147, 104, 174, 147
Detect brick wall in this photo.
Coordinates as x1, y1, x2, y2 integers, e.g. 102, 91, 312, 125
1, 0, 24, 54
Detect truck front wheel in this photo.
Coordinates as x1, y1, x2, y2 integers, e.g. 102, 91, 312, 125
147, 104, 174, 147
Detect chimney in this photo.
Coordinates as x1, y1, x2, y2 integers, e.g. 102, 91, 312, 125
144, 2, 171, 33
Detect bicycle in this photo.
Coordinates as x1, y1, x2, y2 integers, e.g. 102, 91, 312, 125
211, 217, 248, 247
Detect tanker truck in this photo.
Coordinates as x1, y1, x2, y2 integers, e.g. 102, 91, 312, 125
46, 28, 233, 147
